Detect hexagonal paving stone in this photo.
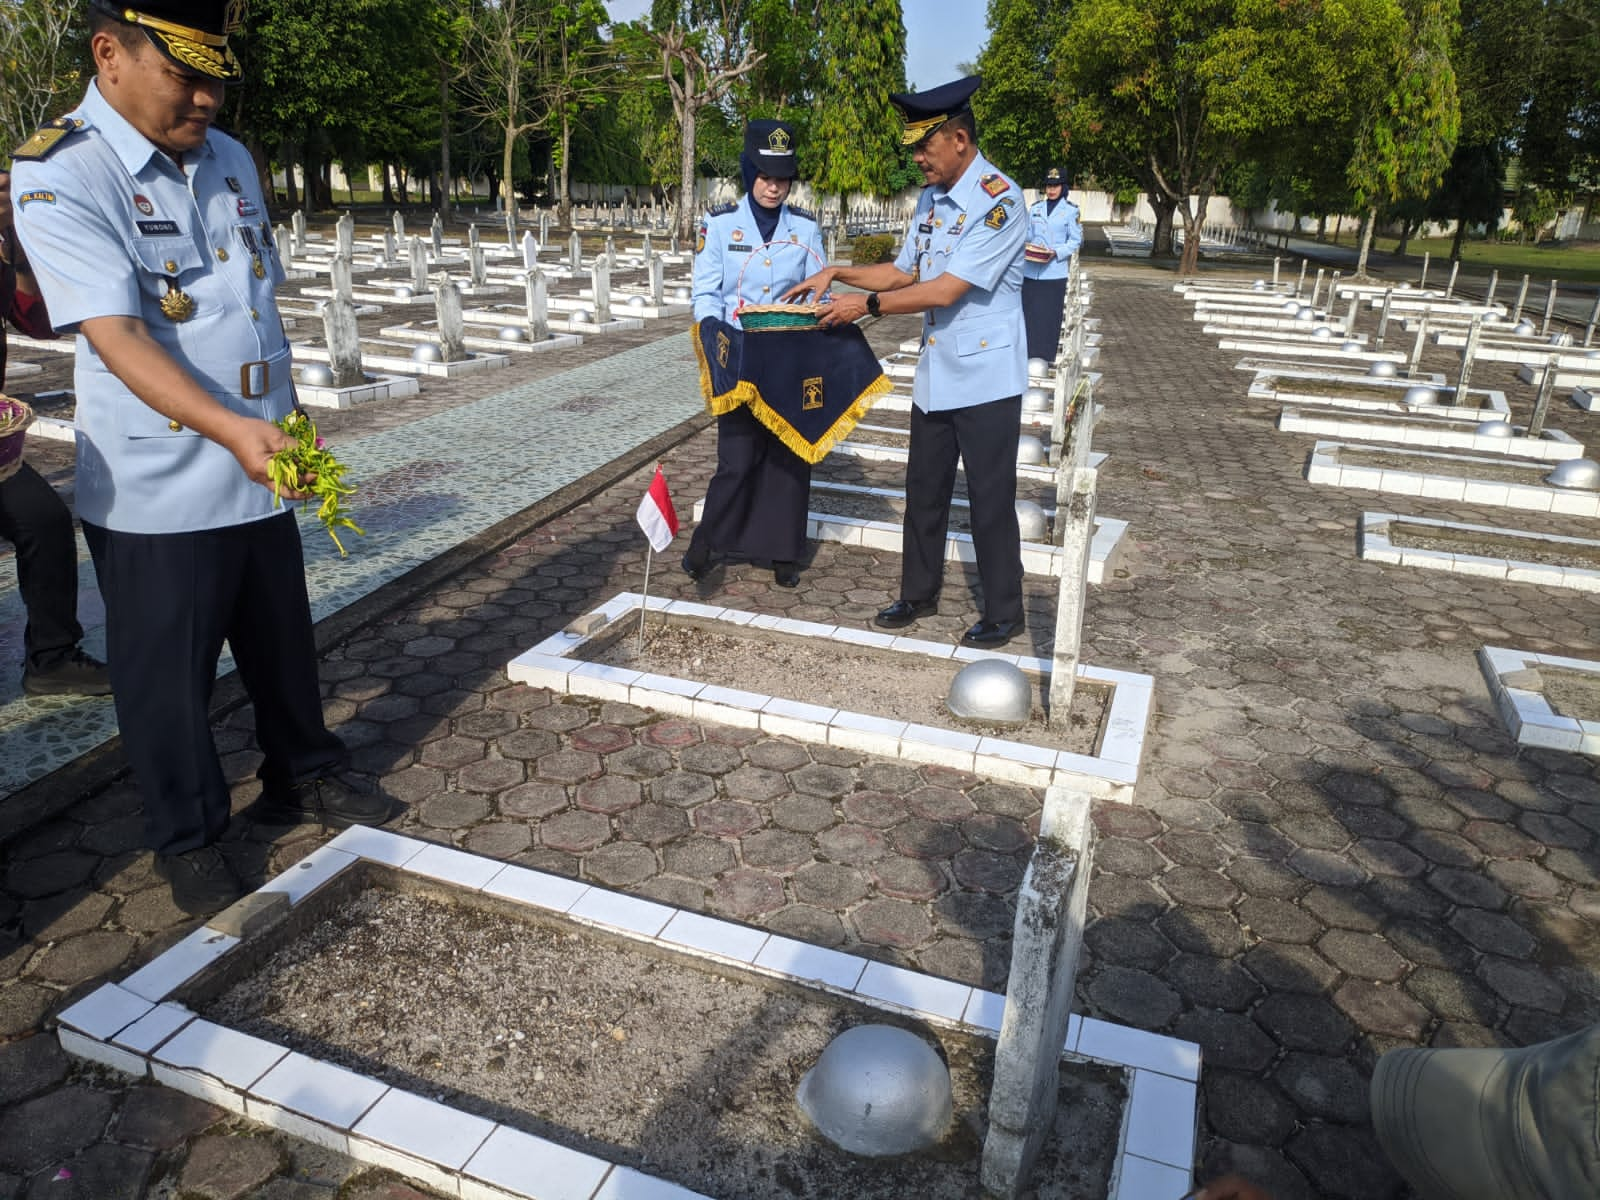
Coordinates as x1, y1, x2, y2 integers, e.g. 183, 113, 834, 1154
457, 757, 525, 794
1405, 966, 1500, 1022
961, 813, 1031, 855
889, 818, 963, 861
572, 724, 634, 755
31, 930, 137, 986
817, 823, 888, 865
498, 729, 561, 761
1084, 917, 1176, 972
1332, 980, 1431, 1039
536, 750, 604, 784
540, 809, 612, 853
417, 792, 492, 829
788, 763, 855, 799
1238, 897, 1321, 944
575, 777, 642, 815
1160, 867, 1240, 910
418, 736, 487, 770
654, 771, 716, 809
711, 868, 787, 918
1173, 1009, 1277, 1073
1156, 909, 1248, 957
953, 849, 1025, 894
662, 837, 737, 879
1243, 942, 1341, 995
1254, 991, 1355, 1053
744, 740, 811, 772
1203, 1071, 1298, 1146
767, 904, 848, 947
740, 830, 814, 871
526, 702, 593, 733
841, 791, 907, 828
499, 782, 568, 821
794, 863, 870, 909
905, 786, 976, 823
851, 898, 935, 949
1449, 908, 1537, 958
584, 842, 659, 888
1477, 956, 1567, 1012
1316, 929, 1407, 981
679, 742, 744, 776
1301, 886, 1386, 932
619, 804, 690, 847
872, 855, 948, 901
1427, 867, 1507, 911
606, 745, 673, 779
723, 765, 789, 803
770, 794, 837, 833
1273, 1052, 1370, 1123
1086, 964, 1182, 1027
1162, 953, 1263, 1011
692, 800, 762, 838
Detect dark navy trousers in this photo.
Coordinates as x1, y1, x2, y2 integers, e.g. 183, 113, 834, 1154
0, 463, 83, 671
83, 511, 344, 855
689, 405, 810, 564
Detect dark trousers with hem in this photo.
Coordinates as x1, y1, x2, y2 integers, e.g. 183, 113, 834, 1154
901, 396, 1024, 624
1022, 276, 1069, 363
0, 463, 83, 672
83, 512, 344, 855
689, 405, 810, 564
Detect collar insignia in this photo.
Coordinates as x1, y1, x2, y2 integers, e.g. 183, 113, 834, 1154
133, 194, 155, 216
980, 173, 1010, 197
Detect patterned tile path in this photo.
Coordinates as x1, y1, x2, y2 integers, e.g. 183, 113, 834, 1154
2, 258, 1599, 1200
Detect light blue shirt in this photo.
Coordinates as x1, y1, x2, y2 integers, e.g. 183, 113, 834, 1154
12, 80, 295, 534
892, 152, 1028, 413
692, 196, 825, 327
1024, 197, 1082, 281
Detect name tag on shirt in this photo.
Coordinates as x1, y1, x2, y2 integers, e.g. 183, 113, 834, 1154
728, 244, 754, 253
137, 220, 181, 236
918, 222, 933, 234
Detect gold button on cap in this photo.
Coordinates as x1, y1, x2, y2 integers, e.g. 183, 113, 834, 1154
164, 259, 178, 272
216, 248, 229, 261
167, 419, 182, 432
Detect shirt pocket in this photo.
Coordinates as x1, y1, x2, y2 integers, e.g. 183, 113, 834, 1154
956, 319, 1013, 359
129, 235, 205, 284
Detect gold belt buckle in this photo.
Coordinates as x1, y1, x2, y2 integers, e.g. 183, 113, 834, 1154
240, 359, 270, 399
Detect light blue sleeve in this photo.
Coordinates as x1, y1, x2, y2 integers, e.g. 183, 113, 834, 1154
803, 216, 826, 270
1057, 206, 1083, 261
892, 195, 926, 275
691, 211, 724, 323
11, 155, 143, 331
947, 195, 1027, 292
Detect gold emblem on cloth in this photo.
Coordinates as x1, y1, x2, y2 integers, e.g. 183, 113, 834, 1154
160, 284, 196, 322
802, 376, 823, 411
251, 255, 266, 279
716, 331, 730, 368
767, 127, 792, 153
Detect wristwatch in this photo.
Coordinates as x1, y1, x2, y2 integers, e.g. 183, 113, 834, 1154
866, 292, 881, 317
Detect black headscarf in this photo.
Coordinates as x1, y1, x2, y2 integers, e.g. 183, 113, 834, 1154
741, 152, 783, 243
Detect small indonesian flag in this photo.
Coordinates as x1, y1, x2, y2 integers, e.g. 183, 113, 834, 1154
636, 465, 679, 552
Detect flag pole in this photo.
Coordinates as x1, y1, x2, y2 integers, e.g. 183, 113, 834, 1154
638, 544, 654, 653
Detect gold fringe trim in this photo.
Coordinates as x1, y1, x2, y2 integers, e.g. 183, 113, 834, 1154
743, 371, 891, 465
690, 321, 754, 417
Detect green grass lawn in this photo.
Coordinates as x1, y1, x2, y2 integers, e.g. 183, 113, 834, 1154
1331, 232, 1600, 285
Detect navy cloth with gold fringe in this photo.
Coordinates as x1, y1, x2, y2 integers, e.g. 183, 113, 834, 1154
692, 318, 889, 465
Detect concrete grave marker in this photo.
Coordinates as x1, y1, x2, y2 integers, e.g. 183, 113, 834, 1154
291, 209, 307, 256
649, 255, 665, 305
383, 229, 397, 264
469, 245, 487, 288
330, 255, 354, 303
335, 213, 355, 261
409, 236, 429, 291
521, 231, 539, 269
605, 235, 616, 268
539, 211, 549, 244
569, 231, 582, 273
524, 270, 549, 341
392, 210, 405, 240
590, 260, 611, 324
435, 277, 468, 362
275, 225, 292, 268
322, 297, 364, 388
431, 214, 444, 259
468, 223, 480, 249
642, 233, 653, 259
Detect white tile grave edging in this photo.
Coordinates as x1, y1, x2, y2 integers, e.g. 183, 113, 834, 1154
55, 828, 1200, 1200
507, 594, 1153, 798
1304, 441, 1600, 517
1477, 646, 1600, 756
1360, 513, 1600, 592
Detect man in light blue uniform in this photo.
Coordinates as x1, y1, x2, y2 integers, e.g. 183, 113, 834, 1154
12, 0, 390, 914
1021, 165, 1081, 361
790, 76, 1029, 647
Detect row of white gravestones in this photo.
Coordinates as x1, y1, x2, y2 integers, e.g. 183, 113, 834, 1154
409, 237, 429, 292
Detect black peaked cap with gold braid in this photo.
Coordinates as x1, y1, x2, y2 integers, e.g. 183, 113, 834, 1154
89, 0, 245, 81
889, 76, 981, 147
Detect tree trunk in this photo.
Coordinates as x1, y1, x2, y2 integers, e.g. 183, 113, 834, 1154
1449, 215, 1465, 260
1395, 216, 1414, 256
283, 144, 300, 210
1316, 213, 1327, 241
1177, 202, 1203, 276
677, 102, 699, 241
1355, 204, 1377, 277
559, 109, 573, 226
438, 65, 451, 217
1147, 191, 1177, 258
382, 164, 395, 206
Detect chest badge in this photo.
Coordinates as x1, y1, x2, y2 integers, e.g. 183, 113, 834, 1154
133, 194, 155, 216
159, 280, 196, 322
731, 229, 743, 242
983, 202, 1010, 230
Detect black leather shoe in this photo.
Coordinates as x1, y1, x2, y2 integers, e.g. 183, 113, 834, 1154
153, 845, 244, 916
961, 618, 1026, 648
773, 561, 801, 588
258, 769, 396, 829
681, 549, 713, 582
874, 598, 938, 629
22, 649, 112, 697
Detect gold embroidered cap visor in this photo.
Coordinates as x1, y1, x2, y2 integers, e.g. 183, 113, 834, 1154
890, 75, 982, 147
94, 1, 245, 81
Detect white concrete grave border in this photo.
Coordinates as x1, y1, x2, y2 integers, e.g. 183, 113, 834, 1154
1478, 646, 1600, 756
1277, 410, 1582, 461
1360, 512, 1600, 592
56, 826, 1200, 1200
690, 486, 1131, 583
507, 593, 1153, 798
1304, 441, 1600, 518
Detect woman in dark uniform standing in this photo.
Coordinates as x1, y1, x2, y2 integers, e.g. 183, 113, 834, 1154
684, 119, 825, 588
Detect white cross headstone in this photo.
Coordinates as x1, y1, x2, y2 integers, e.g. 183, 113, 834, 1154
469, 245, 486, 288
568, 231, 582, 273
434, 277, 468, 362
521, 231, 538, 269
591, 260, 611, 324
322, 298, 363, 388
524, 269, 549, 341
335, 213, 355, 261
409, 236, 428, 292
649, 255, 664, 305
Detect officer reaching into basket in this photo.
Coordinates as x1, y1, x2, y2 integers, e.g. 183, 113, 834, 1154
786, 76, 1029, 649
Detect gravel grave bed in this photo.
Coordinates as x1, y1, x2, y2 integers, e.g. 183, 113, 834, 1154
583, 619, 1108, 755
1541, 668, 1600, 723
844, 427, 911, 450
1335, 446, 1552, 485
1387, 522, 1600, 569
813, 460, 1058, 509
1267, 380, 1482, 406
200, 882, 1125, 1200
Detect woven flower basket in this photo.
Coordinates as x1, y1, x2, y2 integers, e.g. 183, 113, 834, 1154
0, 396, 35, 484
739, 302, 824, 332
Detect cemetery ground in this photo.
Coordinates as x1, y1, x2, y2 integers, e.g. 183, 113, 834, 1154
2, 226, 1599, 1200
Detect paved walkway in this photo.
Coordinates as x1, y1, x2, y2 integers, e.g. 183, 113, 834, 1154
3, 249, 1599, 1200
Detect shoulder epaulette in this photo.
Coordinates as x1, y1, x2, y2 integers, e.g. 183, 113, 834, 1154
13, 116, 84, 162
787, 204, 816, 221
708, 202, 738, 217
